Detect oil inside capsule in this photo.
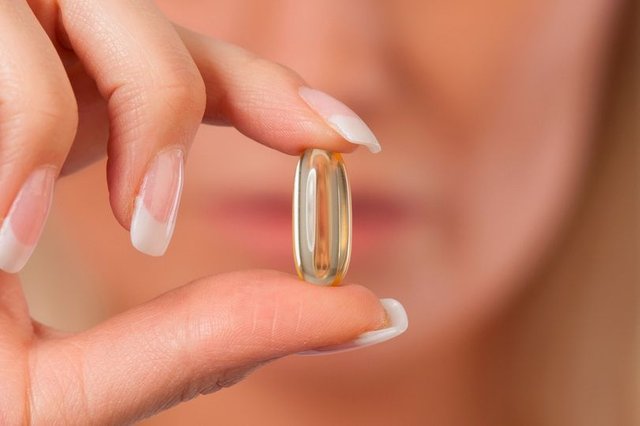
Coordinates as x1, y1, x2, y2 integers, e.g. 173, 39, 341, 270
293, 149, 351, 286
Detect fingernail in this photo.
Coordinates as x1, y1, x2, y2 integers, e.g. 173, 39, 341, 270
131, 148, 184, 256
0, 166, 56, 273
298, 298, 408, 355
299, 86, 382, 153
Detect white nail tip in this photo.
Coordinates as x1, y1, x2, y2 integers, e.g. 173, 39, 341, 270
327, 115, 382, 153
0, 167, 56, 273
130, 149, 184, 257
298, 87, 382, 154
298, 298, 408, 356
130, 201, 174, 256
0, 225, 34, 273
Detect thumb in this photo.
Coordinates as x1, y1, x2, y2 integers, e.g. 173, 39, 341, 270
29, 270, 401, 424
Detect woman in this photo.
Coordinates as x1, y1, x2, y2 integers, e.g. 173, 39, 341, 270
1, 0, 637, 424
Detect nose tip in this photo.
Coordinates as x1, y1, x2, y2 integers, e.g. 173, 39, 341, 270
255, 1, 391, 114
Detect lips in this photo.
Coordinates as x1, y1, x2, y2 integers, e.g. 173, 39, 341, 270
204, 190, 414, 263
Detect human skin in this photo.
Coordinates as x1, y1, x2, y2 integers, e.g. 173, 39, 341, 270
0, 0, 401, 423
2, 0, 623, 424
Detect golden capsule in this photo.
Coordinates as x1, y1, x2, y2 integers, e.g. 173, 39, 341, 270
293, 149, 352, 286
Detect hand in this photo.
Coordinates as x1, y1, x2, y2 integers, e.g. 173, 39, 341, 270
0, 0, 382, 267
0, 0, 403, 423
0, 270, 407, 423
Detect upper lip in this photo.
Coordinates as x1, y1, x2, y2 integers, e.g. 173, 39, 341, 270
206, 190, 418, 229
200, 187, 423, 262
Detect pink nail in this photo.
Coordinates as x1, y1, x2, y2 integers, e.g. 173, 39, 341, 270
0, 166, 56, 273
130, 148, 184, 256
299, 87, 381, 153
298, 299, 408, 355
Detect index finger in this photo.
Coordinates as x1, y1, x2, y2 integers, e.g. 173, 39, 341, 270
176, 26, 382, 155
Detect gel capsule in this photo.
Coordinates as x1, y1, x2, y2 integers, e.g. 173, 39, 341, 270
293, 149, 352, 286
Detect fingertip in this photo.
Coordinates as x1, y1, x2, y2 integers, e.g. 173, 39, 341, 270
177, 27, 376, 156
298, 86, 382, 154
129, 147, 184, 256
331, 283, 389, 330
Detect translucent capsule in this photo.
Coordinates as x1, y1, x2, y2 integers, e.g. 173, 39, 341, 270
293, 149, 352, 286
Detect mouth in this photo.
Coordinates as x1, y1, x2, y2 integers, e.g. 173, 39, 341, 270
203, 190, 416, 263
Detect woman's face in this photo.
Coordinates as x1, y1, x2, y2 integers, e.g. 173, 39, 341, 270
43, 0, 611, 379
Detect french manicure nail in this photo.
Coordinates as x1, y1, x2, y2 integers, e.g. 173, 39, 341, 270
130, 148, 184, 256
0, 166, 56, 273
299, 86, 382, 153
298, 298, 408, 355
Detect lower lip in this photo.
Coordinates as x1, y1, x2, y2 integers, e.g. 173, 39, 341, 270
203, 193, 414, 262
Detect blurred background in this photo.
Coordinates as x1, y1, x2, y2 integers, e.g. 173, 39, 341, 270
20, 0, 639, 424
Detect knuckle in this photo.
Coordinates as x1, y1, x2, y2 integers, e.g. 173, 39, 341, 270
28, 341, 91, 423
110, 63, 206, 133
155, 63, 206, 118
159, 72, 206, 116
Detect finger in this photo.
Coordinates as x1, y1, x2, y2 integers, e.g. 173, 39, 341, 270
176, 26, 382, 155
29, 271, 396, 423
0, 1, 77, 273
58, 0, 206, 256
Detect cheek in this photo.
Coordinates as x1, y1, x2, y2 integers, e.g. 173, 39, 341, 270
382, 0, 538, 128
378, 0, 610, 332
